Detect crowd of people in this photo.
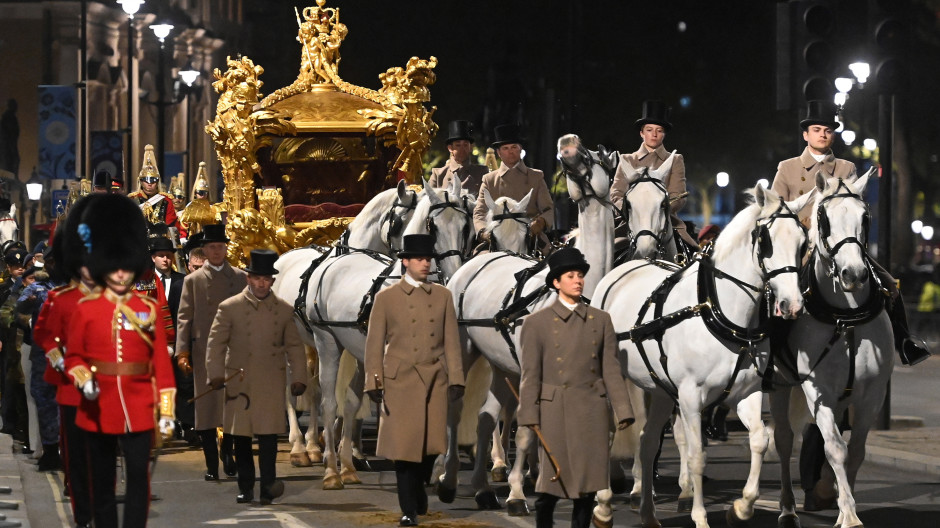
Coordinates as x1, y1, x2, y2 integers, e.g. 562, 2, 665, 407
0, 98, 930, 528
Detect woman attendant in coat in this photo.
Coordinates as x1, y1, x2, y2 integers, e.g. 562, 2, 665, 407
206, 249, 307, 505
518, 247, 634, 528
63, 194, 177, 528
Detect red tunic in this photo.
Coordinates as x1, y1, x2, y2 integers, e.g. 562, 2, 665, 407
33, 281, 92, 407
64, 289, 175, 434
133, 269, 176, 344
128, 190, 183, 235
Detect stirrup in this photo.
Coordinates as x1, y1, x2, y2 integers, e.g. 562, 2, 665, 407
899, 336, 931, 366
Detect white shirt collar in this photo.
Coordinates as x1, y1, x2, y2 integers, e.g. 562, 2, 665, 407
207, 263, 224, 272
403, 273, 423, 287
559, 298, 579, 311
810, 152, 827, 162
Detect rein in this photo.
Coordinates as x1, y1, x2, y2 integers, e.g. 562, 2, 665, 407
426, 193, 473, 282
620, 172, 674, 261
380, 192, 418, 255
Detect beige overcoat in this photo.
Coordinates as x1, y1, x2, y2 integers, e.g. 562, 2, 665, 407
205, 288, 306, 436
610, 143, 695, 246
771, 147, 856, 223
518, 301, 634, 498
428, 158, 488, 197
175, 262, 247, 429
472, 161, 553, 232
364, 279, 465, 463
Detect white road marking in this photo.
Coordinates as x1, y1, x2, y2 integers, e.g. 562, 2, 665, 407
44, 470, 71, 527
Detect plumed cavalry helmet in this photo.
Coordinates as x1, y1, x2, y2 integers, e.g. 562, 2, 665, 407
77, 194, 151, 285
136, 144, 163, 192
170, 173, 186, 200
191, 161, 210, 201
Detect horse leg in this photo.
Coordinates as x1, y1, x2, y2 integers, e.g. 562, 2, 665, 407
305, 376, 323, 463
490, 402, 510, 482
808, 389, 862, 528
286, 384, 312, 467
470, 389, 501, 510
770, 389, 801, 527
313, 332, 343, 490
673, 411, 693, 513
639, 390, 674, 528
437, 374, 464, 503
675, 392, 708, 528
338, 367, 363, 485
506, 425, 535, 516
727, 391, 769, 526
627, 382, 648, 509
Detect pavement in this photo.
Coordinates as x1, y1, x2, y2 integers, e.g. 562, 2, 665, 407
0, 356, 935, 527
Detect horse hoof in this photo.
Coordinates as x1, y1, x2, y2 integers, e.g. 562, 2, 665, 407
474, 490, 501, 510
290, 452, 312, 468
726, 506, 748, 527
506, 498, 530, 516
322, 475, 345, 490
630, 492, 642, 510
778, 514, 801, 528
491, 466, 508, 482
609, 477, 628, 495
340, 470, 361, 485
591, 514, 613, 528
437, 484, 456, 504
307, 450, 323, 464
677, 497, 693, 513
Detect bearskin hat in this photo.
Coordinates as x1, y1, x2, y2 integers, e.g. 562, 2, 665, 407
78, 194, 150, 285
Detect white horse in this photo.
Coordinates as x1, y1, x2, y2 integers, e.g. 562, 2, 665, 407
274, 180, 422, 467
438, 134, 616, 515
297, 178, 472, 489
0, 203, 18, 247
594, 184, 813, 528
616, 159, 679, 263
769, 170, 892, 528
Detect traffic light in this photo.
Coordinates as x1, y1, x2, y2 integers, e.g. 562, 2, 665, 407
776, 0, 838, 110
868, 0, 910, 94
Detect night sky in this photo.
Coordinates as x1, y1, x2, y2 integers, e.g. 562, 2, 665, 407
232, 1, 940, 206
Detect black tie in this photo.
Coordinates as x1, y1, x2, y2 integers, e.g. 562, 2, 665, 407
161, 275, 168, 298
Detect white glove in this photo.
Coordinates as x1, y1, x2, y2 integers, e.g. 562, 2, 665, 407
167, 345, 174, 356
52, 356, 65, 373
159, 417, 176, 440
81, 379, 99, 400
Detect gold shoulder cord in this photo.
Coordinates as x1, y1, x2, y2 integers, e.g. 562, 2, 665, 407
113, 300, 158, 348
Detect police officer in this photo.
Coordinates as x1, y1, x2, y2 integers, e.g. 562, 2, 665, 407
63, 194, 176, 528
364, 234, 465, 527
206, 249, 307, 504
176, 223, 245, 480
427, 120, 488, 197
518, 247, 634, 528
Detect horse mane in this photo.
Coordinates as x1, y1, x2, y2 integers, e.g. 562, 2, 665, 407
347, 187, 398, 233
710, 191, 761, 262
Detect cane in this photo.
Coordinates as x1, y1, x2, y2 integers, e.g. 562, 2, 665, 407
504, 377, 569, 498
188, 369, 245, 403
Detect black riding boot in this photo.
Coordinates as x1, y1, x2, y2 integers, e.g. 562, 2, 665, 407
534, 493, 558, 528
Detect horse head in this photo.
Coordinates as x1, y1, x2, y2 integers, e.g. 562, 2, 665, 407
483, 188, 532, 254
751, 184, 814, 319
408, 177, 473, 283
379, 179, 422, 254
619, 151, 678, 260
557, 134, 614, 203
811, 168, 874, 291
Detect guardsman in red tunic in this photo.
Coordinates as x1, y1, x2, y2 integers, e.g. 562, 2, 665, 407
32, 195, 102, 528
63, 194, 176, 528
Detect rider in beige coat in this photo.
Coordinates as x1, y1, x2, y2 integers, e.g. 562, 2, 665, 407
175, 223, 246, 480
428, 120, 488, 197
518, 247, 634, 528
364, 234, 465, 527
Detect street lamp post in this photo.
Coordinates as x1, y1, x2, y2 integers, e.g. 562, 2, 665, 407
118, 0, 144, 189
26, 172, 43, 249
150, 22, 174, 179
178, 61, 200, 178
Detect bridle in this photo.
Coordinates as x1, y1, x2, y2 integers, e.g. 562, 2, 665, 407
488, 201, 530, 252
815, 180, 870, 278
751, 197, 807, 282
425, 192, 473, 282
380, 191, 418, 255
622, 169, 673, 259
558, 144, 616, 203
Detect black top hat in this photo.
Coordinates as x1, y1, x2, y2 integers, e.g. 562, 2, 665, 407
492, 124, 526, 149
182, 231, 204, 255
635, 100, 673, 131
244, 249, 279, 276
93, 169, 111, 189
150, 236, 175, 254
201, 224, 230, 244
445, 120, 475, 145
545, 247, 590, 289
398, 234, 437, 259
800, 100, 839, 130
